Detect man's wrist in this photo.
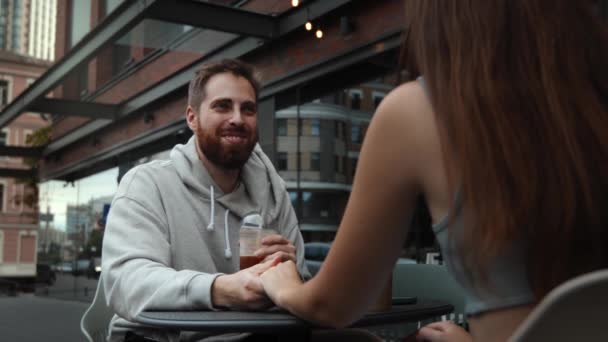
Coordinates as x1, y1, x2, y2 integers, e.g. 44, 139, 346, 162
211, 274, 232, 309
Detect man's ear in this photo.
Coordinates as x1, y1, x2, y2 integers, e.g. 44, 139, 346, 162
186, 105, 197, 131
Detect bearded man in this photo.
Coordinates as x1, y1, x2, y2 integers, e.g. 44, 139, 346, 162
101, 59, 310, 342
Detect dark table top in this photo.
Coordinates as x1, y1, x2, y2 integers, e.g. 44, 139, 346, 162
135, 300, 454, 334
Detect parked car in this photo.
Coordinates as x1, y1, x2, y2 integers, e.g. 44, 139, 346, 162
57, 261, 74, 274
72, 259, 90, 277
36, 264, 56, 285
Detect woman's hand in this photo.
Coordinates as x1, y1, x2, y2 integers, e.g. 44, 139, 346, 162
415, 321, 473, 342
260, 260, 303, 306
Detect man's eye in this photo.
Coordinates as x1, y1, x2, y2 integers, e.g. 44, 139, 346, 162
214, 102, 231, 110
242, 105, 257, 114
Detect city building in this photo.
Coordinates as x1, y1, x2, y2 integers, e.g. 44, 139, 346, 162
0, 49, 50, 279
38, 226, 66, 253
65, 204, 90, 243
0, 0, 56, 60
0, 0, 30, 55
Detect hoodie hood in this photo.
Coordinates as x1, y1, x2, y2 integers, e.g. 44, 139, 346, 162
170, 136, 287, 222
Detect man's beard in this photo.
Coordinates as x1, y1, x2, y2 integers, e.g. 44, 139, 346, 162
195, 123, 258, 170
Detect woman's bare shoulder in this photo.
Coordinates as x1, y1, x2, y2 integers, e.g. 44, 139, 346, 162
378, 81, 434, 122
365, 80, 443, 191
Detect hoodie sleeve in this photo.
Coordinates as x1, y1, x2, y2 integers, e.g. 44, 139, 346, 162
275, 189, 312, 281
102, 168, 222, 322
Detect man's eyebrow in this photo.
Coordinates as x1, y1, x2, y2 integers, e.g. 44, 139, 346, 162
210, 98, 233, 103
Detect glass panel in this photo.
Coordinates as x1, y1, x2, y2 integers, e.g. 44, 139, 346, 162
277, 152, 287, 171
48, 20, 237, 105
70, 0, 91, 47
301, 191, 347, 223
104, 0, 123, 16
277, 119, 287, 136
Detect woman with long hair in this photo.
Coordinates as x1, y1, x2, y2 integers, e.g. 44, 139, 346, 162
260, 0, 608, 341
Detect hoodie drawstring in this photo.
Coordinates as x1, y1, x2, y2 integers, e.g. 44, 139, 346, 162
207, 186, 214, 231
207, 185, 232, 260
224, 210, 232, 259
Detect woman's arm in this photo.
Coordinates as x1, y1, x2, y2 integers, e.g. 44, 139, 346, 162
261, 82, 436, 327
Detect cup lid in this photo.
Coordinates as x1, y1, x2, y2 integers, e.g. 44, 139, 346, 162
241, 213, 263, 230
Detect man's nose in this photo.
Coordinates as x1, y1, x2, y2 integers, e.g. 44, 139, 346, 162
229, 108, 244, 125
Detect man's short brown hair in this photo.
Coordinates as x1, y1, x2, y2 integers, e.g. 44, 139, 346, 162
188, 59, 260, 111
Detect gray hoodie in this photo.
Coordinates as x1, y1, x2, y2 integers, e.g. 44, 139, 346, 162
102, 136, 310, 341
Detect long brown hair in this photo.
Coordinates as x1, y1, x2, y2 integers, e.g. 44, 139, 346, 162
402, 0, 608, 298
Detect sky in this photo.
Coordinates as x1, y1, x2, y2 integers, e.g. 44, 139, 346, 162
38, 167, 119, 231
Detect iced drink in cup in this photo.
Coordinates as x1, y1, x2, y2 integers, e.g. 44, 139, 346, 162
239, 214, 276, 269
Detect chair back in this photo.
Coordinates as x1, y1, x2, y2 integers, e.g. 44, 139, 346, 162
509, 269, 608, 341
81, 275, 115, 342
392, 263, 466, 317
370, 263, 466, 341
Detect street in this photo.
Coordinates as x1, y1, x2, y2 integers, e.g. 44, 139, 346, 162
0, 295, 88, 341
36, 272, 100, 303
0, 273, 99, 341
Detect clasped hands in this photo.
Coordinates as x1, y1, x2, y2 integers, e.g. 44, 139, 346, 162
211, 234, 301, 310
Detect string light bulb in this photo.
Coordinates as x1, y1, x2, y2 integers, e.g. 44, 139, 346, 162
305, 21, 312, 31
315, 29, 323, 39
291, 0, 299, 7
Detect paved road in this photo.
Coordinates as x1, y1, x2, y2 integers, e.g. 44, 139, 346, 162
0, 295, 88, 342
36, 273, 99, 303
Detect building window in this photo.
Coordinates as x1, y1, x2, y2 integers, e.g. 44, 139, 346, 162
277, 119, 287, 136
311, 152, 320, 171
301, 191, 345, 222
289, 191, 298, 209
373, 92, 386, 109
335, 155, 343, 173
351, 123, 362, 144
0, 231, 3, 262
277, 152, 288, 171
70, 0, 92, 47
351, 157, 359, 178
0, 184, 4, 212
335, 121, 344, 140
350, 90, 362, 110
0, 80, 9, 107
311, 119, 320, 136
0, 129, 8, 146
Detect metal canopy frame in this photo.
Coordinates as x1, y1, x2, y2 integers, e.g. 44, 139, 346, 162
29, 98, 118, 119
0, 0, 352, 156
43, 32, 401, 181
0, 168, 37, 178
0, 145, 44, 158
41, 0, 351, 156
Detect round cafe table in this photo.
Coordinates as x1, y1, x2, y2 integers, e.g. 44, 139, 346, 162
134, 299, 453, 341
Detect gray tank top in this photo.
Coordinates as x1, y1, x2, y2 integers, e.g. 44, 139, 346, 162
419, 77, 536, 315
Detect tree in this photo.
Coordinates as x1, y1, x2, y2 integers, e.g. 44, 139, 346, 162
12, 126, 51, 209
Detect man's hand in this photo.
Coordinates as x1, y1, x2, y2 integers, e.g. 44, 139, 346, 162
254, 234, 297, 263
211, 259, 279, 310
414, 321, 472, 342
